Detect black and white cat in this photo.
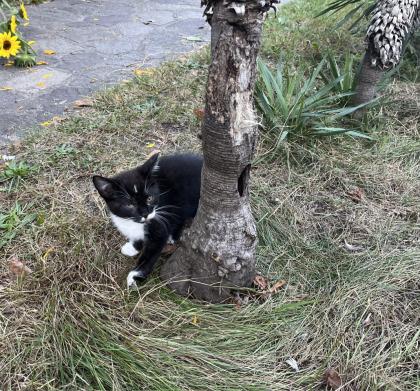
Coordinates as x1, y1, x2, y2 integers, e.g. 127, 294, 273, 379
93, 153, 202, 287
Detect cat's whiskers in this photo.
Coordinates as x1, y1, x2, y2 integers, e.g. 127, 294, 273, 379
158, 189, 171, 197
155, 205, 180, 212
156, 211, 179, 220
155, 209, 176, 216
154, 206, 181, 219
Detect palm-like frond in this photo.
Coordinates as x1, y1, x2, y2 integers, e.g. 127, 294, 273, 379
318, 0, 377, 30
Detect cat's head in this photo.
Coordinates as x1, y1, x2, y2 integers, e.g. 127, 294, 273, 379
93, 154, 160, 222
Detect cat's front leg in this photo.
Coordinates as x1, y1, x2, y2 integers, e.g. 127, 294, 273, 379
127, 240, 167, 287
127, 225, 168, 288
121, 240, 143, 257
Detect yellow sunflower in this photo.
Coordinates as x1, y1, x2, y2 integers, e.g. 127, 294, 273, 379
0, 32, 21, 59
19, 3, 29, 21
10, 15, 17, 34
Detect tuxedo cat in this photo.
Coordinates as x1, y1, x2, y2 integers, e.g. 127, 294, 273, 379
93, 153, 202, 287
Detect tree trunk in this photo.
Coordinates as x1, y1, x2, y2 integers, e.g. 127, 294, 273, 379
413, 31, 420, 65
352, 43, 386, 107
352, 0, 420, 108
161, 0, 269, 302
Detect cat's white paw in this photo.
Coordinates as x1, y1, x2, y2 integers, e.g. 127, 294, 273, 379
167, 236, 175, 245
121, 242, 139, 257
127, 270, 144, 288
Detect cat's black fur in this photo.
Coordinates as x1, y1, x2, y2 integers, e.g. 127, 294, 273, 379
93, 153, 202, 285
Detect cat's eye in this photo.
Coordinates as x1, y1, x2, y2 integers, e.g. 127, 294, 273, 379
146, 196, 153, 205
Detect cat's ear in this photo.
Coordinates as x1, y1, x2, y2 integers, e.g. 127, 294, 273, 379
139, 153, 160, 176
92, 176, 116, 199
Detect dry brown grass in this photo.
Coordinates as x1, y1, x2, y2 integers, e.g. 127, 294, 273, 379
1, 0, 419, 389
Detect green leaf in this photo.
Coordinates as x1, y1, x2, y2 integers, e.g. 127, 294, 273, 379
313, 127, 373, 139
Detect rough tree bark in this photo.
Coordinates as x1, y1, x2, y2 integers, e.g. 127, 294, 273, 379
160, 0, 278, 303
353, 0, 420, 107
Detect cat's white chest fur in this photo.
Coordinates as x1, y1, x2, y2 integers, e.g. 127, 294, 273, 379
110, 213, 145, 242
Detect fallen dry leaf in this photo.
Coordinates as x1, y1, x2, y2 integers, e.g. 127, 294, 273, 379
324, 368, 342, 390
234, 297, 242, 310
36, 82, 46, 88
0, 86, 13, 91
43, 49, 56, 55
162, 243, 177, 255
40, 116, 63, 127
36, 61, 48, 65
133, 68, 154, 76
146, 142, 156, 148
41, 247, 54, 263
193, 108, 205, 120
233, 294, 249, 310
191, 314, 199, 325
269, 279, 287, 294
73, 98, 94, 108
9, 256, 32, 277
346, 187, 364, 203
253, 274, 268, 290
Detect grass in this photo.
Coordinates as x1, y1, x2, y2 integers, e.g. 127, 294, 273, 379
0, 202, 38, 248
0, 160, 35, 189
1, 0, 419, 389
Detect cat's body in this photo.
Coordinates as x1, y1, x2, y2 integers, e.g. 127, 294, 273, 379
93, 153, 202, 287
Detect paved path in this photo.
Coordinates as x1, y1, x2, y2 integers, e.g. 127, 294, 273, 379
0, 0, 210, 145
